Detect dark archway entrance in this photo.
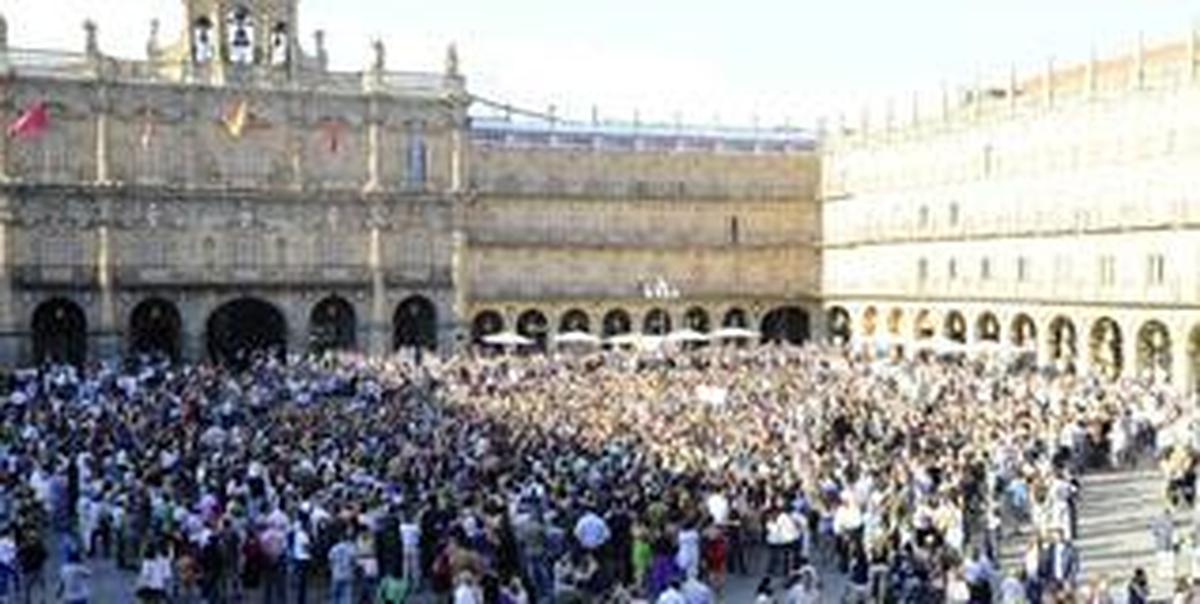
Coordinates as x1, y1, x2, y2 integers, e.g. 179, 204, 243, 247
32, 298, 87, 366
602, 309, 632, 337
472, 310, 504, 345
309, 296, 356, 354
560, 309, 591, 333
207, 297, 287, 367
393, 296, 438, 351
944, 311, 967, 343
517, 309, 550, 350
683, 307, 711, 332
643, 308, 671, 335
129, 298, 182, 361
761, 306, 810, 345
827, 306, 851, 344
723, 307, 749, 329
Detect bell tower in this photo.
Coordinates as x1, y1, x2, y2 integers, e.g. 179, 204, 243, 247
182, 0, 300, 73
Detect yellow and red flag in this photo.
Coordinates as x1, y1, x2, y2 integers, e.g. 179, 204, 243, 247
222, 99, 249, 138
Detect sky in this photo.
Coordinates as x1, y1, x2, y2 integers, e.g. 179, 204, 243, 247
3, 0, 1200, 128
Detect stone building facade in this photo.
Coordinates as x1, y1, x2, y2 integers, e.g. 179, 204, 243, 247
0, 0, 820, 366
821, 30, 1200, 391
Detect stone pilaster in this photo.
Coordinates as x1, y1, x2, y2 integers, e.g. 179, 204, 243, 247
0, 195, 17, 363
92, 211, 121, 360
367, 226, 388, 356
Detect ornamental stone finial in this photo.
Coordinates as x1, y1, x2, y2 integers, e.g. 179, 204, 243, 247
84, 19, 99, 57
445, 42, 460, 77
314, 30, 328, 70
371, 38, 385, 72
146, 18, 160, 59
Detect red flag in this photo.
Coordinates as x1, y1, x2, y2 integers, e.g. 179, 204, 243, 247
6, 101, 50, 140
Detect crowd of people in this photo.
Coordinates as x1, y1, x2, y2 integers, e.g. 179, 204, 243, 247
0, 342, 1188, 603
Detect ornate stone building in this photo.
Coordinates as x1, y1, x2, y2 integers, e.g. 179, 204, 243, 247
822, 30, 1200, 391
0, 0, 820, 366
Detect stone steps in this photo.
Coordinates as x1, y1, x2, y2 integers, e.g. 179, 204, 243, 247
998, 467, 1179, 600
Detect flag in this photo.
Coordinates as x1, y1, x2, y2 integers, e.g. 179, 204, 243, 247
6, 100, 50, 140
222, 99, 249, 138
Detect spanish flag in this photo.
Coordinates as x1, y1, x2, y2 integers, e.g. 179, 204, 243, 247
6, 100, 50, 140
222, 99, 249, 139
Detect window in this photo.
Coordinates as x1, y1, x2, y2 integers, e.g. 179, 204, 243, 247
1017, 257, 1029, 282
918, 206, 930, 229
918, 258, 928, 283
729, 216, 740, 245
948, 258, 957, 281
406, 126, 428, 189
1098, 255, 1116, 287
980, 258, 991, 281
948, 203, 960, 227
1147, 254, 1165, 286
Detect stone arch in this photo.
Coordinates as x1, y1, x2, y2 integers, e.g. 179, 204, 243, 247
886, 308, 903, 336
943, 310, 967, 343
1188, 325, 1200, 392
308, 295, 356, 354
206, 297, 287, 367
683, 306, 711, 332
1010, 313, 1037, 348
913, 309, 935, 340
559, 308, 591, 333
32, 298, 87, 366
602, 309, 632, 337
827, 306, 852, 343
1136, 320, 1171, 380
1048, 316, 1078, 363
643, 308, 671, 335
722, 307, 749, 328
1089, 317, 1123, 380
471, 310, 504, 345
393, 295, 437, 351
861, 306, 879, 336
975, 311, 1001, 342
516, 309, 550, 350
129, 297, 182, 361
761, 306, 810, 345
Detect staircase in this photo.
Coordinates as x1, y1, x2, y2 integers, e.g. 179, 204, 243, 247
999, 466, 1181, 599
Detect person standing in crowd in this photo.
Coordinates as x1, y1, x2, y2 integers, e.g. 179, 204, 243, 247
328, 524, 358, 604
1128, 568, 1150, 604
56, 550, 91, 604
0, 343, 1179, 604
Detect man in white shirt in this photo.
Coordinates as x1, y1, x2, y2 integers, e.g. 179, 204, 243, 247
682, 573, 715, 604
290, 520, 312, 604
328, 532, 356, 604
656, 579, 686, 604
453, 571, 483, 604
